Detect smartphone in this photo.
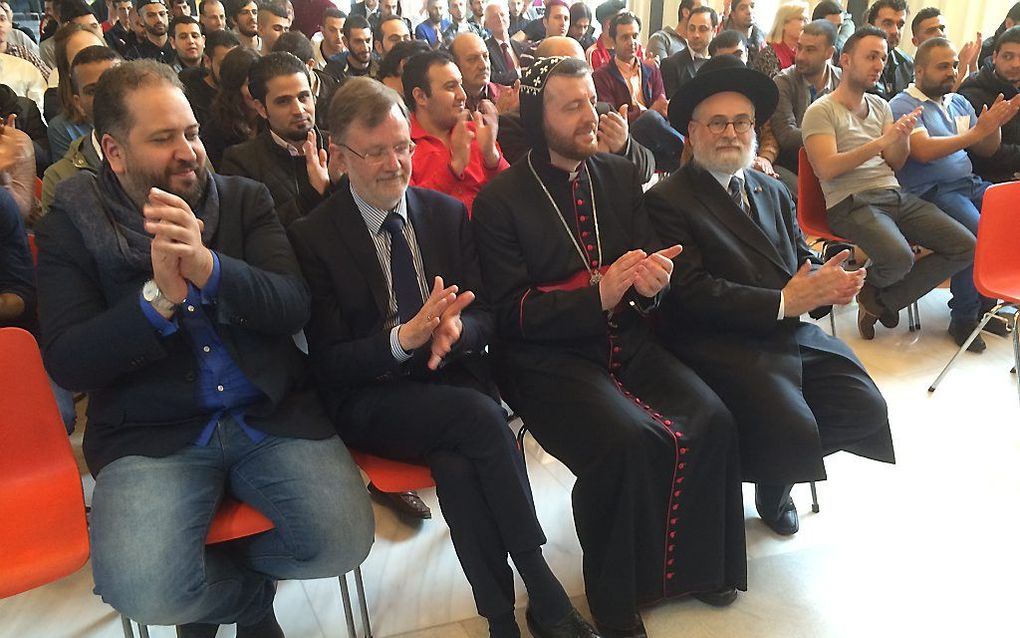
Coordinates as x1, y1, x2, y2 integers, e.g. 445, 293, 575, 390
595, 102, 611, 117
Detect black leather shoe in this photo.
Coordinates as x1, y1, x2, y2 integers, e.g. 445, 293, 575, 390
593, 614, 646, 638
755, 484, 799, 536
368, 483, 432, 519
526, 607, 601, 638
692, 587, 738, 607
177, 624, 219, 638
237, 608, 285, 638
978, 300, 1011, 337
948, 319, 987, 353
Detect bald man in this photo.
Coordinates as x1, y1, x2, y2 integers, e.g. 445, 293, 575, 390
450, 32, 511, 111
495, 36, 654, 181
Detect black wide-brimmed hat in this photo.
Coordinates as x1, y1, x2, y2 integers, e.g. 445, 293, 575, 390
667, 55, 779, 135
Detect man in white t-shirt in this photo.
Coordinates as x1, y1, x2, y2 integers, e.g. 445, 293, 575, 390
802, 26, 974, 340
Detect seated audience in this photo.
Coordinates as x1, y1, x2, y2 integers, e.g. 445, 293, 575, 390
47, 24, 107, 162
289, 75, 599, 638
890, 37, 1020, 350
169, 14, 204, 70
40, 0, 102, 68
311, 7, 345, 67
495, 36, 655, 182
377, 38, 430, 95
472, 55, 746, 638
759, 1, 808, 76
258, 1, 291, 54
179, 28, 237, 126
348, 0, 379, 22
105, 0, 141, 53
0, 184, 34, 332
200, 44, 260, 167
910, 7, 979, 92
0, 115, 37, 223
451, 32, 512, 113
507, 0, 531, 37
442, 0, 486, 49
0, 84, 48, 176
567, 2, 594, 52
125, 0, 174, 63
170, 0, 191, 18
272, 30, 338, 132
485, 1, 525, 86
585, 0, 624, 70
289, 0, 331, 38
648, 54, 894, 539
592, 12, 684, 172
34, 59, 374, 637
979, 2, 1020, 68
367, 0, 412, 34
403, 50, 507, 214
323, 15, 378, 83
771, 19, 841, 173
647, 0, 699, 60
219, 52, 332, 227
374, 13, 410, 59
1, 0, 41, 54
708, 29, 747, 62
960, 25, 1020, 183
661, 4, 715, 99
0, 5, 52, 82
802, 27, 975, 340
230, 0, 260, 51
812, 0, 854, 57
723, 0, 766, 67
415, 0, 450, 48
866, 0, 913, 100
198, 0, 226, 33
42, 45, 121, 213
0, 45, 47, 117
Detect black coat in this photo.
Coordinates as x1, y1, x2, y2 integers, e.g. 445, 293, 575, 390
0, 83, 50, 173
35, 172, 333, 474
645, 164, 894, 482
485, 36, 526, 86
959, 65, 1020, 183
288, 181, 496, 420
218, 130, 328, 228
660, 48, 706, 100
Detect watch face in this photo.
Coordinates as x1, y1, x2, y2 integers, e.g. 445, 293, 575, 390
143, 280, 159, 302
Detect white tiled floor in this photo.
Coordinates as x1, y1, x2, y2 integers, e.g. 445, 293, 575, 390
3, 289, 1019, 638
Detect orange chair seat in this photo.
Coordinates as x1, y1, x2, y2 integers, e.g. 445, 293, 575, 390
206, 499, 275, 545
351, 451, 435, 493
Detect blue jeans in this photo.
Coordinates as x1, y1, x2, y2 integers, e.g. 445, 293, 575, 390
629, 109, 685, 173
48, 374, 76, 434
89, 418, 374, 626
918, 176, 990, 321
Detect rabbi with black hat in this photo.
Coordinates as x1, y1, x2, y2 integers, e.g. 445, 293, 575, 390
472, 55, 747, 638
645, 55, 895, 538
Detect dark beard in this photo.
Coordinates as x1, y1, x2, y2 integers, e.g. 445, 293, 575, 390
543, 121, 597, 162
121, 163, 208, 212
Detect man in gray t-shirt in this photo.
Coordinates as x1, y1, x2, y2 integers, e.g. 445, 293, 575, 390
801, 26, 974, 343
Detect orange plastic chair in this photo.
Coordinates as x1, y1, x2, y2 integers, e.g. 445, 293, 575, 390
350, 451, 435, 492
797, 148, 921, 333
26, 232, 37, 265
0, 327, 90, 599
929, 181, 1020, 400
34, 177, 43, 203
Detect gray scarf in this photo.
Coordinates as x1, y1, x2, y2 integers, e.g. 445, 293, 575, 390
64, 164, 220, 277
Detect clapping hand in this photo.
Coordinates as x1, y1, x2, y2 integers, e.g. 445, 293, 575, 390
633, 245, 682, 298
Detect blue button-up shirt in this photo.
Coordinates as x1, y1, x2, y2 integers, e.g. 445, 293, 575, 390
139, 253, 267, 445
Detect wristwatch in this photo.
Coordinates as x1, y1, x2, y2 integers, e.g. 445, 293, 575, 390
143, 279, 177, 314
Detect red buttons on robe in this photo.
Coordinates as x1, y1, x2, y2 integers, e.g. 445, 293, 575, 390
668, 544, 675, 552
674, 431, 682, 438
666, 572, 675, 579
669, 531, 676, 538
673, 490, 680, 497
667, 558, 674, 566
582, 231, 590, 237
678, 463, 686, 470
590, 260, 598, 267
579, 215, 588, 222
663, 419, 672, 426
613, 346, 621, 353
576, 199, 584, 206
672, 504, 678, 511
670, 517, 677, 524
586, 244, 594, 251
679, 447, 688, 455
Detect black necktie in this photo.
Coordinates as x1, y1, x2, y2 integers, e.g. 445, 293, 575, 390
728, 175, 750, 216
381, 212, 423, 323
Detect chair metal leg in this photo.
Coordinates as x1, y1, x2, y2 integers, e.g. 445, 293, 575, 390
908, 301, 921, 332
1012, 312, 1020, 407
120, 616, 135, 638
929, 311, 996, 392
339, 572, 358, 638
354, 566, 373, 638
137, 625, 150, 638
809, 481, 820, 513
828, 308, 837, 337
516, 423, 528, 465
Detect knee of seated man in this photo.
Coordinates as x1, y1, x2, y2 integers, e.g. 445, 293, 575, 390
280, 478, 375, 576
876, 243, 917, 281
95, 559, 208, 625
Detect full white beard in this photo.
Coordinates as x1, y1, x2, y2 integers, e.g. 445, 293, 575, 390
693, 135, 758, 175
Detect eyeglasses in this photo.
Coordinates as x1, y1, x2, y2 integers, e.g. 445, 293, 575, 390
696, 117, 756, 135
338, 141, 416, 165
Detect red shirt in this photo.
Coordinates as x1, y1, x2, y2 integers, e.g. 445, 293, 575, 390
587, 38, 645, 71
409, 114, 509, 216
771, 41, 796, 71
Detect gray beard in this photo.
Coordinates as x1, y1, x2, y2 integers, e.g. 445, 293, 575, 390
692, 136, 758, 175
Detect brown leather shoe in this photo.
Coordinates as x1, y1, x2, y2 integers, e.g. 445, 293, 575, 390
857, 305, 878, 340
368, 483, 432, 519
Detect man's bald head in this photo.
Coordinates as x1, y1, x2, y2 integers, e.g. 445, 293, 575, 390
451, 32, 490, 95
535, 35, 584, 59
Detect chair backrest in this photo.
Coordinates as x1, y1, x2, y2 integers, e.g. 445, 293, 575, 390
0, 328, 90, 599
351, 451, 435, 493
797, 147, 843, 242
974, 181, 1020, 303
27, 232, 37, 266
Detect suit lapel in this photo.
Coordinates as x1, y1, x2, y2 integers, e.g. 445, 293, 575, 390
406, 188, 440, 283
745, 172, 797, 275
683, 165, 790, 274
328, 180, 391, 317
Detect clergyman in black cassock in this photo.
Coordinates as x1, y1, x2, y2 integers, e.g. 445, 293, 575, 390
646, 55, 895, 535
472, 57, 746, 638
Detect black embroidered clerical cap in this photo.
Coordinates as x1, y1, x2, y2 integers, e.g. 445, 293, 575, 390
667, 54, 779, 135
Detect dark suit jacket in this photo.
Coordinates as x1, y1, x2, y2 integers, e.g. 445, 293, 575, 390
660, 48, 706, 100
485, 36, 526, 86
288, 181, 496, 420
592, 59, 666, 122
645, 164, 889, 482
35, 172, 333, 474
219, 130, 328, 228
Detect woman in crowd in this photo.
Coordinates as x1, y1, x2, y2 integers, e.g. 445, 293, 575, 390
201, 45, 261, 168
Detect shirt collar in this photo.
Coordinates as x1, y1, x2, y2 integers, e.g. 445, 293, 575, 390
350, 182, 408, 235
269, 129, 304, 157
91, 130, 104, 160
707, 167, 746, 191
905, 83, 951, 108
